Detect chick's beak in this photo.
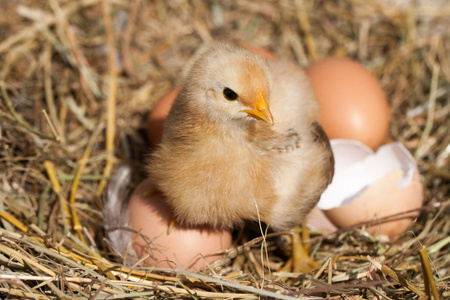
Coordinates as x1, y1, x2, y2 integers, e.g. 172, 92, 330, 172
241, 88, 274, 125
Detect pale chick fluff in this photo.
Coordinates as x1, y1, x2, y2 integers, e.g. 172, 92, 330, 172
148, 43, 334, 231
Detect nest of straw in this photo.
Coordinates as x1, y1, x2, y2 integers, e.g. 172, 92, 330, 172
0, 0, 449, 299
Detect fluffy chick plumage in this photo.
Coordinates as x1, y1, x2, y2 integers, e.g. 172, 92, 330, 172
148, 43, 334, 231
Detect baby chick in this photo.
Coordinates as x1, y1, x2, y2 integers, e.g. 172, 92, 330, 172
149, 43, 334, 235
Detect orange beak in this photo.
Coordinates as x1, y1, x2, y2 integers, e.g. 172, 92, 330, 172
241, 88, 274, 125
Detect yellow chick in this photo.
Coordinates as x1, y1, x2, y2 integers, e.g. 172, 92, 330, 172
148, 43, 334, 232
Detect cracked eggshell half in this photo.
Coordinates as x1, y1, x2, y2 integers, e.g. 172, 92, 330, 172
317, 139, 424, 239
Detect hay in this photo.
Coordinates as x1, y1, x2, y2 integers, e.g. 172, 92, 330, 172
0, 0, 449, 298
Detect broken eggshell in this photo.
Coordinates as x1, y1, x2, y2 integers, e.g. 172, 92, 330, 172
317, 139, 423, 238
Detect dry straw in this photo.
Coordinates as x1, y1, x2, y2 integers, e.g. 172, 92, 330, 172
0, 0, 449, 298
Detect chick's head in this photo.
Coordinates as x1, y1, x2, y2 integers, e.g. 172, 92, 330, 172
186, 44, 274, 126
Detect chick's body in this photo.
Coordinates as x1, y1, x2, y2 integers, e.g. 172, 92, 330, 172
149, 43, 333, 231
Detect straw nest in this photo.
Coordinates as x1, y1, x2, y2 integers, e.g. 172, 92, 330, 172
0, 0, 449, 299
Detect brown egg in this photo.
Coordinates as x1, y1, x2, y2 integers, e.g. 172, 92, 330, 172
128, 178, 232, 269
323, 168, 423, 238
241, 45, 277, 60
147, 88, 181, 147
306, 57, 391, 150
146, 47, 276, 147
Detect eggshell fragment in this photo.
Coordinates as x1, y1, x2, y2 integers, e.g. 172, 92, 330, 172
306, 58, 391, 150
306, 206, 338, 233
318, 139, 423, 238
128, 179, 232, 269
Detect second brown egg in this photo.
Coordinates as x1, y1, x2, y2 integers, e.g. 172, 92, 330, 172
306, 57, 391, 150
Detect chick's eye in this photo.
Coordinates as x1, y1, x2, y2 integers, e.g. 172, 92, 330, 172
223, 88, 238, 101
